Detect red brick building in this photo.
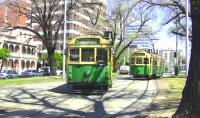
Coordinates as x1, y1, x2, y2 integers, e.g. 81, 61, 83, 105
0, 0, 30, 27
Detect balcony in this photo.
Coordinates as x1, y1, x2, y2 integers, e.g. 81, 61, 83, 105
10, 52, 36, 59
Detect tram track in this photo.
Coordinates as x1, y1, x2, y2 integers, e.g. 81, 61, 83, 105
53, 78, 137, 118
28, 77, 155, 118
109, 79, 159, 118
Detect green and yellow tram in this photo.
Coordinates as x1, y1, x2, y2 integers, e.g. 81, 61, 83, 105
67, 35, 113, 91
129, 50, 165, 79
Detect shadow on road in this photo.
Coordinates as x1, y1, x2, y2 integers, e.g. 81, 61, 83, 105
115, 76, 157, 81
49, 84, 69, 94
49, 84, 106, 96
0, 79, 178, 118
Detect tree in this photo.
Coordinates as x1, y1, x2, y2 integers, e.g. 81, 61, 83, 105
43, 52, 63, 70
108, 0, 153, 71
139, 0, 200, 117
142, 0, 192, 40
172, 0, 200, 117
6, 0, 77, 75
0, 48, 10, 70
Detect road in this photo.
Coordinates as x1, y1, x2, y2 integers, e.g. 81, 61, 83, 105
0, 75, 159, 118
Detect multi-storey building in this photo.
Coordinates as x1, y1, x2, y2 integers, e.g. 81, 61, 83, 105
0, 29, 37, 74
0, 0, 108, 73
31, 0, 108, 50
0, 0, 36, 73
0, 0, 30, 27
130, 38, 154, 50
159, 49, 186, 73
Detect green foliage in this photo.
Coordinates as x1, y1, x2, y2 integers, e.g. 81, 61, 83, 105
43, 52, 63, 69
159, 78, 186, 99
0, 48, 10, 60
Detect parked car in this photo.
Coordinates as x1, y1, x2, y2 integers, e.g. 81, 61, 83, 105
56, 70, 63, 76
119, 65, 130, 74
39, 67, 50, 76
21, 70, 33, 77
32, 70, 44, 76
0, 73, 7, 79
22, 70, 44, 77
1, 70, 20, 79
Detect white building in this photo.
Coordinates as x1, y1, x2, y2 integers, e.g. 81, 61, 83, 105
130, 38, 154, 50
159, 49, 186, 73
0, 29, 38, 74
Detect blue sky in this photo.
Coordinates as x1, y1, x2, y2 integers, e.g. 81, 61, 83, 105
107, 0, 187, 54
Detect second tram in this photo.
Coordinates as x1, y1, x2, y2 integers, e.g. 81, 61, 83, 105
129, 50, 165, 79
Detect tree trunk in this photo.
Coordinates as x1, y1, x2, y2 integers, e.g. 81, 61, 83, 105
113, 57, 118, 72
47, 49, 56, 76
0, 60, 3, 70
172, 1, 200, 117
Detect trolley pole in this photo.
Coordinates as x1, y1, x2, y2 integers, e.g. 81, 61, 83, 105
63, 0, 68, 79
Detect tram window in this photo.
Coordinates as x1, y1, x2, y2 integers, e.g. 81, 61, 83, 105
153, 59, 157, 65
130, 58, 135, 64
70, 48, 79, 62
136, 58, 142, 64
150, 58, 152, 64
144, 58, 149, 64
97, 48, 107, 64
81, 48, 94, 62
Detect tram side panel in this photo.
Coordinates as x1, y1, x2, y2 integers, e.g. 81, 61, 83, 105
130, 64, 151, 77
67, 64, 112, 87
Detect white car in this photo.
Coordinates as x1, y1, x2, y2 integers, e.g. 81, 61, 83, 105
119, 65, 130, 74
0, 73, 7, 79
56, 70, 63, 75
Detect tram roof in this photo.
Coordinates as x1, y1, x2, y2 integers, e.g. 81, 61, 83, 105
68, 35, 111, 45
132, 50, 163, 58
132, 50, 151, 57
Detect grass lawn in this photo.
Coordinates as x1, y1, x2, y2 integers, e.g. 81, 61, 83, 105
0, 76, 65, 87
149, 78, 186, 117
160, 78, 186, 100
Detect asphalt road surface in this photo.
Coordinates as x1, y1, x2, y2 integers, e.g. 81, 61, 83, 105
0, 75, 159, 118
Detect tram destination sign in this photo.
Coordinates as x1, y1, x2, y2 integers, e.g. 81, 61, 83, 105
134, 53, 145, 56
76, 38, 99, 45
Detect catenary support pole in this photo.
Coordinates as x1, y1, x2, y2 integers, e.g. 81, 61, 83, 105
185, 0, 189, 76
63, 0, 67, 79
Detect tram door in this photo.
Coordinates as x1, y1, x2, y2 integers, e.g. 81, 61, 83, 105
97, 48, 108, 66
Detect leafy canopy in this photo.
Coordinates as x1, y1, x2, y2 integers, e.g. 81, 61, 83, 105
0, 48, 10, 60
43, 52, 63, 69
